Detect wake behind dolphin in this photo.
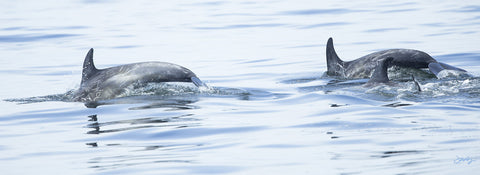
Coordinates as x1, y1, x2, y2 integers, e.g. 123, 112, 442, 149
325, 37, 467, 83
73, 48, 207, 102
4, 49, 280, 106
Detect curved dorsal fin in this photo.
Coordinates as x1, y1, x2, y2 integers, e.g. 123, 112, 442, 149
326, 37, 345, 76
368, 57, 393, 83
81, 48, 98, 85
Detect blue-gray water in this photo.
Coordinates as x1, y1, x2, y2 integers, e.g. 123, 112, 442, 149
1, 1, 479, 174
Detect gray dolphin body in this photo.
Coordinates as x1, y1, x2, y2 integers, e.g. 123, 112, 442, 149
325, 37, 466, 83
73, 48, 206, 102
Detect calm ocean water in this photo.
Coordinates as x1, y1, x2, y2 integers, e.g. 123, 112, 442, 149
1, 0, 479, 174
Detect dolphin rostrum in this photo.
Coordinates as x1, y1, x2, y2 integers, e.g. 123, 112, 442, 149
325, 37, 466, 83
73, 48, 206, 102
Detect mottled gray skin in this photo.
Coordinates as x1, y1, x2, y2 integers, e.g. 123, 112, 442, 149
342, 49, 435, 78
326, 37, 466, 82
73, 48, 205, 102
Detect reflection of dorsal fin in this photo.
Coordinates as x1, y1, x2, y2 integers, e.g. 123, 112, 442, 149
368, 57, 393, 83
326, 37, 345, 76
81, 48, 98, 85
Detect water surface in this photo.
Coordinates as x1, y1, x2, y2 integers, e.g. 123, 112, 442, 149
1, 0, 479, 174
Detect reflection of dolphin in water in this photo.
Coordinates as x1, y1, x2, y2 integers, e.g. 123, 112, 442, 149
325, 37, 467, 83
73, 48, 206, 102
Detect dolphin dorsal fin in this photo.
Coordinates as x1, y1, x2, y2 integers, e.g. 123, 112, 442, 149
326, 37, 345, 76
81, 48, 98, 85
368, 57, 393, 83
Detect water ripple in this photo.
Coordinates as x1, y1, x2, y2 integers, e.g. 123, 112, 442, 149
452, 5, 480, 13
193, 23, 287, 30
0, 33, 81, 43
279, 8, 368, 15
91, 125, 267, 141
364, 27, 407, 33
299, 22, 351, 29
149, 126, 266, 140
294, 120, 413, 130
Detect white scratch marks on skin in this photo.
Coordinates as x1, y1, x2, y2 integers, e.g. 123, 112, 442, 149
105, 73, 142, 87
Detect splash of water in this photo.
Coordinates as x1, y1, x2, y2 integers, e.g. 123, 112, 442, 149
3, 82, 257, 107
289, 69, 479, 103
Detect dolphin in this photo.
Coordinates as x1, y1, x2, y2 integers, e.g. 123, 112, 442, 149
73, 48, 206, 102
325, 37, 467, 83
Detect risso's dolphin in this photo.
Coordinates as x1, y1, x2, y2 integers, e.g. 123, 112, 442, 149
325, 37, 467, 84
73, 48, 206, 102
